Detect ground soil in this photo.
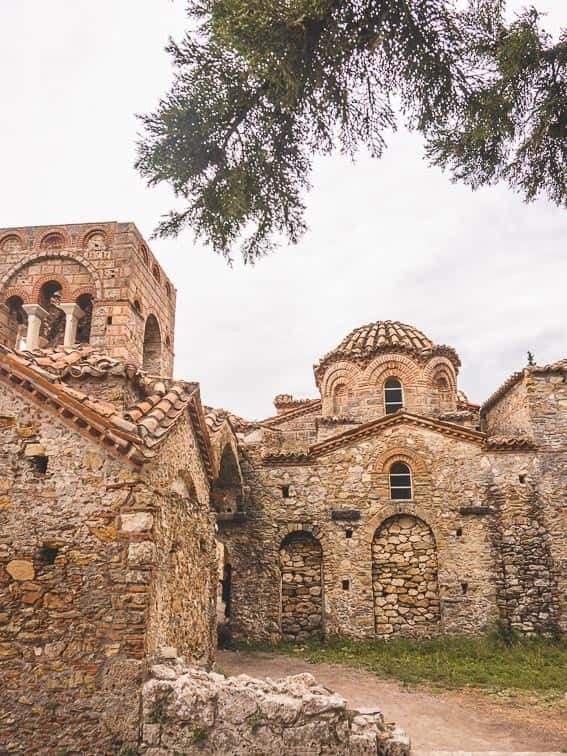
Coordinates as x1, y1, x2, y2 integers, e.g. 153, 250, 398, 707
217, 649, 566, 753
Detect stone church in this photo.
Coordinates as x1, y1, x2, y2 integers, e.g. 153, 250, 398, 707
0, 221, 565, 752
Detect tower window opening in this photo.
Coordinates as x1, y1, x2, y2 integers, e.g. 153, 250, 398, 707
345, 529, 353, 539
281, 485, 290, 498
342, 579, 350, 591
384, 378, 403, 414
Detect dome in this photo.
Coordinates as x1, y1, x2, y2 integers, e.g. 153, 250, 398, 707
314, 320, 460, 383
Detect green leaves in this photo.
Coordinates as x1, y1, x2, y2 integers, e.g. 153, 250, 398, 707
136, 1, 565, 262
427, 6, 567, 208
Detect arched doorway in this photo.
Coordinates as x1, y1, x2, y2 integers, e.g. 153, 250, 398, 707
279, 531, 323, 640
143, 314, 162, 373
372, 515, 440, 637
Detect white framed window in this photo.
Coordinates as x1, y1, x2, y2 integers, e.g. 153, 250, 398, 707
384, 378, 403, 414
389, 462, 412, 500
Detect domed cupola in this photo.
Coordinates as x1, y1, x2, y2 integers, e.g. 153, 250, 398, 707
314, 320, 461, 421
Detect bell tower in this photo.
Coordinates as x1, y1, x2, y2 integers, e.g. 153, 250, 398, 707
0, 221, 176, 377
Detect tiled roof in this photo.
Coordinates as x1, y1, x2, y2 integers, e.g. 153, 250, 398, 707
0, 345, 212, 472
481, 358, 567, 413
314, 320, 460, 383
203, 406, 254, 434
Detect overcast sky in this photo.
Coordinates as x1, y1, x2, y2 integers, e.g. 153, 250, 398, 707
1, 1, 565, 419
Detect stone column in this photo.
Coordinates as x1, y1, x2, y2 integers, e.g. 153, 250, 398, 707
59, 303, 85, 347
22, 305, 48, 350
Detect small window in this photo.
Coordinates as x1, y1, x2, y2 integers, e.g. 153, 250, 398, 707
140, 245, 149, 265
152, 264, 161, 283
345, 529, 353, 539
389, 461, 412, 500
165, 281, 172, 299
281, 485, 290, 498
519, 474, 526, 484
342, 579, 350, 591
456, 527, 463, 537
32, 455, 49, 474
106, 316, 113, 325
384, 378, 403, 414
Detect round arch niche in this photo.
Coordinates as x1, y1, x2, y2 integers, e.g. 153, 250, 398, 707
372, 514, 440, 637
279, 531, 324, 641
142, 314, 162, 373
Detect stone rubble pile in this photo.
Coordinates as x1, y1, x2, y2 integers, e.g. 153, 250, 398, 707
140, 658, 410, 755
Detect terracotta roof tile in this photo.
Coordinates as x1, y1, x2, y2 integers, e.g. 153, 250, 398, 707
0, 345, 209, 470
314, 320, 460, 385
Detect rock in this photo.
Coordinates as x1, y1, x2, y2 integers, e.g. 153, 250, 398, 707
120, 512, 154, 533
6, 560, 35, 581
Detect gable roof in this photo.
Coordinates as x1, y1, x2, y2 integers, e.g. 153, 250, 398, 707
260, 410, 534, 464
0, 345, 213, 474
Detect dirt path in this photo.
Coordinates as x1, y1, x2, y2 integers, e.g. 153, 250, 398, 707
216, 650, 566, 752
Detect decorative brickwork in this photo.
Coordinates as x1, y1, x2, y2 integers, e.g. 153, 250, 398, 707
0, 222, 176, 376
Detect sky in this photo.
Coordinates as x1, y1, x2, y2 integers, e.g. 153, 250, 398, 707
0, 0, 565, 419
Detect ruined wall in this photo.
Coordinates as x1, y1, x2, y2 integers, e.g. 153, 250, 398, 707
0, 382, 216, 753
140, 657, 410, 756
0, 222, 176, 375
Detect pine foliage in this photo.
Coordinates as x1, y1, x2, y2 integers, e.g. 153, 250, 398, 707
136, 1, 565, 262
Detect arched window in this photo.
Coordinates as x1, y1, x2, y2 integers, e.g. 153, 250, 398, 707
142, 314, 162, 373
384, 378, 403, 414
389, 462, 412, 500
39, 280, 63, 310
436, 376, 449, 391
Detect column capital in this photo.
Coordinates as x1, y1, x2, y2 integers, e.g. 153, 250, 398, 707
22, 304, 48, 320
59, 303, 85, 320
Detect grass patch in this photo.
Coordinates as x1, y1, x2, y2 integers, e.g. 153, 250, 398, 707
234, 634, 567, 697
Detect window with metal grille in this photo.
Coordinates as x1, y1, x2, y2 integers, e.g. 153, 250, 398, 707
389, 462, 412, 500
384, 378, 403, 414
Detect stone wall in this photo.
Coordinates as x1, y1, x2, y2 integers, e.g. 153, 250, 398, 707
528, 371, 567, 632
140, 657, 410, 755
0, 380, 216, 753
